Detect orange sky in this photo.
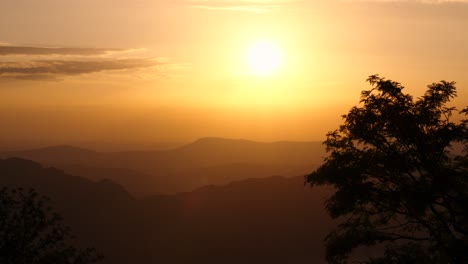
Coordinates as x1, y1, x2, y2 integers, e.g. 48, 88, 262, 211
1, 0, 467, 147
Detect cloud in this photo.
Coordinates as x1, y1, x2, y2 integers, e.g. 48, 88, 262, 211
0, 45, 170, 81
186, 0, 297, 12
0, 46, 119, 56
186, 0, 468, 12
0, 59, 162, 81
191, 4, 278, 12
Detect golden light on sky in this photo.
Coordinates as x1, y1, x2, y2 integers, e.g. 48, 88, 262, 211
0, 0, 467, 147
245, 40, 283, 76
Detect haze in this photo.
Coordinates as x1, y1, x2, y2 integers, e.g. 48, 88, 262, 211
1, 0, 468, 149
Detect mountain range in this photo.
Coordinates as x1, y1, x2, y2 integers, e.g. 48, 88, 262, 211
0, 157, 334, 264
0, 137, 326, 195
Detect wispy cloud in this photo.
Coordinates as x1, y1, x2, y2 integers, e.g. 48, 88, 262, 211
0, 45, 171, 81
0, 46, 119, 56
191, 4, 279, 12
186, 0, 297, 12
0, 59, 161, 81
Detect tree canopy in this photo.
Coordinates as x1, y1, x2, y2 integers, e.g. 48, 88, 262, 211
306, 75, 468, 263
0, 187, 102, 264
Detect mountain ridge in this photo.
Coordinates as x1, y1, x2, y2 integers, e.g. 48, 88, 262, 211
0, 137, 326, 195
0, 157, 333, 264
3, 137, 324, 154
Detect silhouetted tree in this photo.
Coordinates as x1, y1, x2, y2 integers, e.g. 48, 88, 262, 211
306, 75, 468, 263
0, 187, 102, 264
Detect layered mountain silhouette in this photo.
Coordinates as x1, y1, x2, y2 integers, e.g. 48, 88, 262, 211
0, 157, 334, 264
0, 138, 325, 195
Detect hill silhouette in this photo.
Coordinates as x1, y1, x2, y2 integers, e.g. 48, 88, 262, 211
142, 176, 334, 263
0, 157, 334, 264
0, 158, 150, 264
0, 137, 325, 195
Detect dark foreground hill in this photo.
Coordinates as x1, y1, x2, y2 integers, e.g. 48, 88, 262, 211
0, 158, 334, 264
0, 138, 325, 195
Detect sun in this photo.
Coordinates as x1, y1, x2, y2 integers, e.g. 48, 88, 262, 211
245, 40, 283, 77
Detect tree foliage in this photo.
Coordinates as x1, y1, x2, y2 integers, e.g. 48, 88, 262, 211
306, 75, 468, 263
0, 187, 102, 264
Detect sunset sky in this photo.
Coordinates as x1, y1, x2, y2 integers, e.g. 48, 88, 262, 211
1, 0, 467, 148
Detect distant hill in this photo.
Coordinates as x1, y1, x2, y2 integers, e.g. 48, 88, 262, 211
0, 157, 132, 202
0, 158, 150, 264
0, 157, 334, 264
172, 137, 324, 166
60, 162, 313, 197
143, 175, 335, 264
52, 164, 157, 196
0, 137, 326, 195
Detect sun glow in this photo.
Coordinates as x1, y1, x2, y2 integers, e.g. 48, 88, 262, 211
245, 40, 283, 76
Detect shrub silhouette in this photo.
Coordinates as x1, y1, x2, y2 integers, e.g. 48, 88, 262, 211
0, 187, 102, 264
307, 75, 468, 263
